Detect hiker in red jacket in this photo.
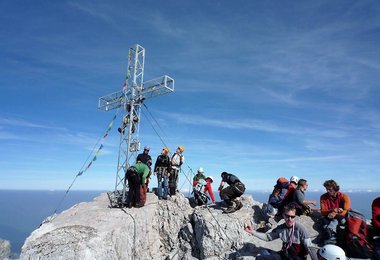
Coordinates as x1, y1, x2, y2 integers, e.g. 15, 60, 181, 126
193, 176, 215, 205
319, 179, 351, 243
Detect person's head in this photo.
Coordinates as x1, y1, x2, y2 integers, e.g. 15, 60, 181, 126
221, 172, 228, 178
206, 176, 214, 183
318, 244, 346, 260
283, 202, 298, 227
290, 176, 299, 185
162, 147, 170, 154
197, 167, 204, 175
323, 180, 340, 196
177, 146, 184, 154
298, 179, 308, 191
144, 146, 150, 154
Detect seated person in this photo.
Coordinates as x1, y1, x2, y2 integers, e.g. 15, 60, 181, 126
292, 179, 317, 216
320, 179, 351, 243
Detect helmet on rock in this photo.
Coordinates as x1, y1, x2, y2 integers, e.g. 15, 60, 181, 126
318, 244, 346, 260
290, 176, 299, 184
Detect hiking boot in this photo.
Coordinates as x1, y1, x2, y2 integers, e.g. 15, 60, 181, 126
223, 206, 237, 214
235, 200, 243, 211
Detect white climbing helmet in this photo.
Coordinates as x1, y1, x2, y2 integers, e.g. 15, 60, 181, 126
318, 244, 346, 260
198, 167, 204, 173
290, 176, 299, 184
206, 176, 214, 182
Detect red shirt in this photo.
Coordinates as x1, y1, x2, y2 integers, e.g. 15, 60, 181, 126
320, 191, 351, 217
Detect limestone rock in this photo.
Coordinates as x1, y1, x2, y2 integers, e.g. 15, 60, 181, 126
20, 193, 321, 259
0, 238, 11, 260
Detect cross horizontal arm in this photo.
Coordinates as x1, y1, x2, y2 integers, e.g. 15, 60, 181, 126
98, 75, 174, 111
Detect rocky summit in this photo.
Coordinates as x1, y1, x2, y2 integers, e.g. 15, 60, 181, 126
0, 239, 11, 260
20, 193, 320, 259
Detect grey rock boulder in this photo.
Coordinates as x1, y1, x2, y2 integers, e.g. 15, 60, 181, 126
0, 239, 11, 260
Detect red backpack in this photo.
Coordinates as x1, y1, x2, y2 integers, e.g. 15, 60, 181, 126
343, 209, 374, 259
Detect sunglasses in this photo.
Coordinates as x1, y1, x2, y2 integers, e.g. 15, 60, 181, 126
283, 214, 296, 219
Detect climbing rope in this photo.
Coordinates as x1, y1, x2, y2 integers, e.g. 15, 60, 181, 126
52, 108, 120, 215
140, 104, 197, 190
205, 205, 241, 256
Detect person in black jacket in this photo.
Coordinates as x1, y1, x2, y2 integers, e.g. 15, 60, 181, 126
218, 172, 246, 213
136, 146, 153, 191
154, 147, 171, 200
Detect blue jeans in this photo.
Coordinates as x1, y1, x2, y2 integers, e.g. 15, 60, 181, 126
157, 167, 169, 199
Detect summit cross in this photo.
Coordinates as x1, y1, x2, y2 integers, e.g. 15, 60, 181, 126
98, 44, 174, 207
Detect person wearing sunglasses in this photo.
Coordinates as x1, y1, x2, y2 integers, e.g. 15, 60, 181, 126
245, 202, 318, 259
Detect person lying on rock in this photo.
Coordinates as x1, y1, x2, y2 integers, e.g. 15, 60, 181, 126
245, 202, 318, 260
218, 171, 245, 213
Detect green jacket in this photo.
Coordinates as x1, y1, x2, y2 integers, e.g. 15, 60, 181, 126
134, 163, 150, 185
193, 174, 206, 183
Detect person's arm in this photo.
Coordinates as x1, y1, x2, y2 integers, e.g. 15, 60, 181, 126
304, 199, 317, 206
206, 182, 215, 203
244, 226, 270, 241
218, 181, 225, 191
339, 193, 351, 217
141, 167, 150, 186
153, 156, 158, 173
320, 194, 330, 216
147, 155, 152, 167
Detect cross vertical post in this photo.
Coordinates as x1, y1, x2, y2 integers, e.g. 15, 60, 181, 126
98, 44, 174, 207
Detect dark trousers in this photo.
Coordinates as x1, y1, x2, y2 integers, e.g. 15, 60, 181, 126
220, 182, 245, 206
126, 169, 141, 207
169, 168, 179, 195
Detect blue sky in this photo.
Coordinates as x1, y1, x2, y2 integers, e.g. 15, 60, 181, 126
1, 0, 380, 193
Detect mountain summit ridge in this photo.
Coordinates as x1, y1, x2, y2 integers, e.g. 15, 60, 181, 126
20, 192, 319, 259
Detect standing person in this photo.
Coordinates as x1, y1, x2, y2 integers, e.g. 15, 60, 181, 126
218, 172, 245, 213
136, 146, 152, 167
169, 146, 184, 195
293, 179, 317, 216
320, 179, 351, 243
245, 203, 318, 260
193, 167, 206, 185
125, 162, 150, 208
154, 147, 171, 200
193, 176, 216, 206
136, 146, 153, 190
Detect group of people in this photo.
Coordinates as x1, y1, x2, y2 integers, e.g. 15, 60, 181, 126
124, 145, 184, 208
124, 145, 247, 215
245, 177, 368, 260
266, 176, 317, 217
